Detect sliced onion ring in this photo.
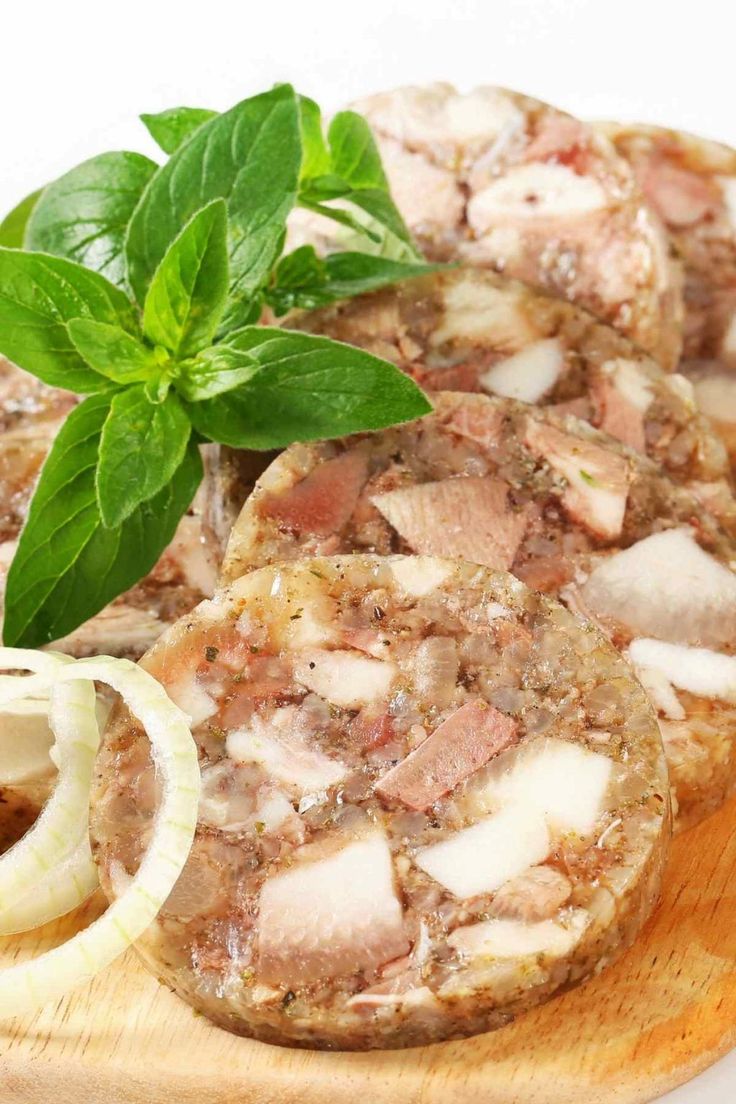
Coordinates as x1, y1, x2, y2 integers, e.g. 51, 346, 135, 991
0, 652, 199, 1016
0, 651, 100, 925
0, 836, 99, 936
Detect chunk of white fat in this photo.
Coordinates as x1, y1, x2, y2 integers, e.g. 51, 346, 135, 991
390, 556, 453, 597
580, 528, 736, 649
227, 714, 347, 796
546, 453, 626, 542
449, 910, 589, 959
488, 737, 613, 837
717, 176, 736, 229
165, 675, 218, 727
632, 661, 686, 720
283, 599, 337, 649
0, 699, 54, 784
688, 369, 736, 422
346, 986, 437, 1011
431, 274, 536, 349
443, 87, 524, 142
665, 373, 696, 407
256, 789, 300, 834
257, 831, 408, 985
604, 358, 654, 412
415, 804, 551, 899
470, 163, 608, 225
480, 339, 564, 402
629, 639, 736, 704
294, 649, 397, 709
360, 84, 523, 148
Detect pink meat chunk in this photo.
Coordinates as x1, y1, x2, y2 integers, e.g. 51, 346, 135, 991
375, 699, 519, 811
256, 831, 408, 987
524, 419, 630, 540
523, 116, 591, 169
371, 476, 528, 570
444, 402, 505, 454
591, 377, 646, 454
641, 158, 720, 228
348, 707, 395, 751
548, 397, 592, 420
260, 449, 368, 537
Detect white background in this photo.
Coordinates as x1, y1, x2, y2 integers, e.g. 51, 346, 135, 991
1, 0, 735, 1098
2, 0, 736, 213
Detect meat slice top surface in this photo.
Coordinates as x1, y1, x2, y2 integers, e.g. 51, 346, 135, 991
221, 393, 736, 832
290, 268, 732, 519
287, 83, 683, 368
90, 554, 668, 1050
600, 122, 736, 366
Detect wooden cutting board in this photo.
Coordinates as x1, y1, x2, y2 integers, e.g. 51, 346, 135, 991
1, 793, 735, 1104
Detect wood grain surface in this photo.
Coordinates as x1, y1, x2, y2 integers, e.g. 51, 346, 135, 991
1, 794, 735, 1104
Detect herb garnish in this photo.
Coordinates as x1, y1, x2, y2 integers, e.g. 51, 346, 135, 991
0, 84, 436, 647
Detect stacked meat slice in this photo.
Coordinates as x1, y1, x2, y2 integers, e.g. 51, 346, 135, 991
91, 555, 668, 1048
220, 394, 736, 832
600, 123, 736, 468
289, 83, 683, 368
290, 267, 735, 530
83, 83, 736, 1047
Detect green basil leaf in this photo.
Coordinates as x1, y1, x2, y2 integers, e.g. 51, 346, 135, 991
267, 247, 442, 314
126, 85, 301, 309
0, 248, 138, 391
215, 293, 263, 336
0, 189, 43, 248
144, 372, 173, 404
67, 319, 158, 384
140, 106, 217, 155
338, 188, 421, 261
298, 96, 331, 180
269, 244, 325, 296
142, 199, 229, 358
322, 251, 442, 294
299, 174, 352, 201
96, 386, 191, 527
297, 195, 382, 243
175, 344, 260, 401
299, 108, 420, 261
3, 396, 202, 647
185, 327, 432, 449
327, 111, 388, 190
26, 152, 157, 291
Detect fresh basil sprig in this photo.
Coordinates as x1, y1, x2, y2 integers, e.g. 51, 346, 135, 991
126, 86, 302, 319
26, 152, 158, 291
140, 107, 217, 155
298, 109, 421, 262
141, 93, 419, 263
4, 394, 203, 648
0, 84, 437, 647
267, 246, 445, 315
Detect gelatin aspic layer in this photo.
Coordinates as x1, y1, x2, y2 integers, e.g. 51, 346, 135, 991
91, 555, 669, 1050
221, 394, 736, 831
290, 267, 731, 515
288, 83, 683, 367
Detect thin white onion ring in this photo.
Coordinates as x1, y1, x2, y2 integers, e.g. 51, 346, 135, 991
0, 835, 99, 936
0, 653, 199, 1016
0, 653, 100, 921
